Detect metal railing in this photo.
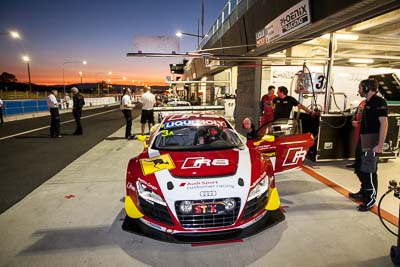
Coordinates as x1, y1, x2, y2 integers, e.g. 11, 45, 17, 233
199, 0, 257, 49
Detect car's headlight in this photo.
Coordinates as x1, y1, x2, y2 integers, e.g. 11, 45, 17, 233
248, 177, 269, 201
136, 181, 166, 206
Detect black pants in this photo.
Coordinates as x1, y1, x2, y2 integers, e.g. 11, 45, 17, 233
0, 108, 3, 124
122, 109, 132, 138
354, 141, 378, 206
73, 108, 83, 134
49, 108, 60, 137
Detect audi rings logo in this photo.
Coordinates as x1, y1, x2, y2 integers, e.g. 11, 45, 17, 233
199, 191, 217, 197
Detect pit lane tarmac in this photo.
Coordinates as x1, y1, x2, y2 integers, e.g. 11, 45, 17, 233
0, 118, 397, 267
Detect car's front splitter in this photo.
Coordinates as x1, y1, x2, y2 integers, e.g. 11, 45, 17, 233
122, 209, 285, 244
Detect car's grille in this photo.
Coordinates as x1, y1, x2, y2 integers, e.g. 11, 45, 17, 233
138, 196, 174, 226
175, 198, 241, 229
242, 191, 268, 221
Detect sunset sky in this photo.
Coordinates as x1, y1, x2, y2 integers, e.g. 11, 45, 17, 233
0, 0, 227, 86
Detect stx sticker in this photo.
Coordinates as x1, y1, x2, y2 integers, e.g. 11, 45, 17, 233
140, 154, 176, 176
282, 147, 307, 166
182, 157, 229, 169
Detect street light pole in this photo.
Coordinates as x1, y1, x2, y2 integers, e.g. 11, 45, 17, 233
95, 71, 112, 96
62, 60, 87, 94
78, 71, 83, 87
22, 55, 32, 92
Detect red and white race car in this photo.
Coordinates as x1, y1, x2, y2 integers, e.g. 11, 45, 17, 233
123, 114, 314, 243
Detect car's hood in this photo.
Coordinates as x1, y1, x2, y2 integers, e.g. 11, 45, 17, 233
164, 150, 239, 178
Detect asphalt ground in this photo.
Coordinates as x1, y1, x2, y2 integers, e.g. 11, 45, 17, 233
0, 121, 396, 266
0, 106, 141, 214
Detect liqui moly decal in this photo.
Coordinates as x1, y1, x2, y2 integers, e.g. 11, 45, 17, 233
163, 120, 227, 129
282, 147, 307, 166
182, 157, 229, 169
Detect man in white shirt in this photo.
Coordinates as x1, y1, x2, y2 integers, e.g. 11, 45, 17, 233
140, 87, 156, 135
120, 88, 136, 139
47, 89, 62, 138
63, 94, 71, 109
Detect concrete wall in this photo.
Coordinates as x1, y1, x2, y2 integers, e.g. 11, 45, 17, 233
235, 65, 262, 134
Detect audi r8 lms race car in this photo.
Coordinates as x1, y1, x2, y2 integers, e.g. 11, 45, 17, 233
123, 114, 314, 243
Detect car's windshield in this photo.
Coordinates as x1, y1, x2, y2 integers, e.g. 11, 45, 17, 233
152, 124, 245, 151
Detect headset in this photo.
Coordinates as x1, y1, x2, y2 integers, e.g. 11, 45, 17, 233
361, 78, 378, 93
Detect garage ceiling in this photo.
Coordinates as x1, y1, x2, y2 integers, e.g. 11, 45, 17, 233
292, 9, 400, 68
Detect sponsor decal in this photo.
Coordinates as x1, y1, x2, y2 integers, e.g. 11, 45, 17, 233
256, 0, 310, 45
199, 190, 217, 197
179, 180, 234, 190
140, 154, 176, 176
142, 219, 163, 230
193, 201, 226, 215
138, 177, 159, 191
163, 119, 227, 129
126, 182, 136, 191
282, 147, 307, 166
257, 144, 276, 150
182, 157, 229, 169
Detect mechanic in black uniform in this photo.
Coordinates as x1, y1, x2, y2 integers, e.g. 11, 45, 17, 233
273, 86, 314, 119
71, 87, 85, 135
348, 78, 388, 212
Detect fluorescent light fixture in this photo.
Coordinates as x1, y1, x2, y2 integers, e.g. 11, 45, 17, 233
348, 58, 374, 64
323, 33, 359, 40
268, 53, 285, 58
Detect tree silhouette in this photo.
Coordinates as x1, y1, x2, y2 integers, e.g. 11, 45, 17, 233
0, 72, 18, 83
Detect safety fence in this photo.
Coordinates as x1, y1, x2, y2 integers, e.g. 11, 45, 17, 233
2, 97, 119, 117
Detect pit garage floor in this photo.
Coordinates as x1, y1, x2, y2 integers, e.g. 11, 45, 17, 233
0, 118, 398, 267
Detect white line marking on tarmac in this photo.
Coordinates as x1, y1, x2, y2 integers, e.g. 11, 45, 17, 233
0, 108, 119, 141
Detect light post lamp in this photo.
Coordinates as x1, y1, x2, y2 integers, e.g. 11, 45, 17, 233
121, 77, 127, 93
22, 55, 32, 92
131, 80, 135, 93
95, 71, 112, 96
1, 30, 21, 39
62, 60, 87, 94
107, 79, 111, 96
78, 71, 83, 87
176, 31, 204, 48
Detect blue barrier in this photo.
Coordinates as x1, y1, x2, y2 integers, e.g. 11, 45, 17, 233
3, 99, 51, 116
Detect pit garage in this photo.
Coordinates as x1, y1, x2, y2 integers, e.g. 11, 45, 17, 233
1, 1, 400, 266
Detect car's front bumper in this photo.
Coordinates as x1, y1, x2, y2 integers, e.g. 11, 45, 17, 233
122, 209, 285, 244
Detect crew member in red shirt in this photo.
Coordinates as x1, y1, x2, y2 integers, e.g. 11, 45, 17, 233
259, 85, 275, 126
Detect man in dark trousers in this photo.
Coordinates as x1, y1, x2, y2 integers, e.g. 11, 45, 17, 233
47, 89, 62, 138
120, 88, 136, 139
71, 87, 85, 135
348, 78, 388, 211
